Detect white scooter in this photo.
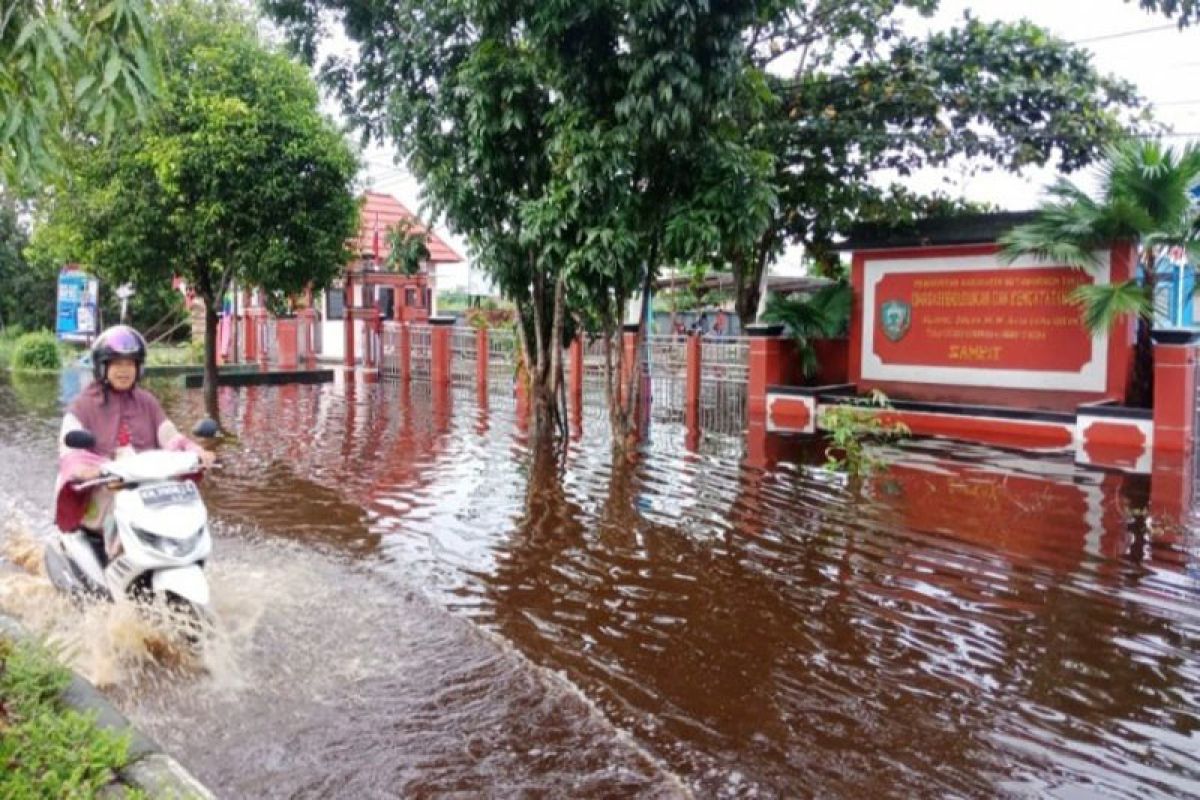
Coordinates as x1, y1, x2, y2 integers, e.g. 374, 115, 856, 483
44, 420, 219, 631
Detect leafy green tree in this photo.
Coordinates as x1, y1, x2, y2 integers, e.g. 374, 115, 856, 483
725, 8, 1151, 324
263, 0, 1200, 442
267, 0, 772, 444
0, 0, 159, 184
34, 1, 359, 421
1001, 139, 1200, 407
384, 218, 431, 277
0, 195, 57, 332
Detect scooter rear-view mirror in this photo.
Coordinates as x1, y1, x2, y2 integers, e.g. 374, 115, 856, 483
64, 430, 96, 450
192, 418, 219, 439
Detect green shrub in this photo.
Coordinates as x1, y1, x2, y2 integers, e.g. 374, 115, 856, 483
11, 330, 62, 372
819, 390, 910, 477
0, 638, 137, 799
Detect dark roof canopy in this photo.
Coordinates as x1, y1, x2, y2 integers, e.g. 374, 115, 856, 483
837, 211, 1040, 251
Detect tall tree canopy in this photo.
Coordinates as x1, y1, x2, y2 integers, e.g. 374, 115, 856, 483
264, 0, 1195, 442
33, 1, 360, 421
268, 0, 772, 442
0, 195, 54, 332
0, 0, 159, 184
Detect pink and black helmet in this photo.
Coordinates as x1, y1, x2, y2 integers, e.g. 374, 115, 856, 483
91, 325, 148, 384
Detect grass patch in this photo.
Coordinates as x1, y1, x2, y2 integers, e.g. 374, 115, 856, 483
0, 636, 144, 799
0, 328, 84, 373
146, 341, 204, 367
0, 326, 25, 370
11, 331, 62, 372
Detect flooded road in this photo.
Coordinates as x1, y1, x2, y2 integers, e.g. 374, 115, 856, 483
2, 370, 1199, 798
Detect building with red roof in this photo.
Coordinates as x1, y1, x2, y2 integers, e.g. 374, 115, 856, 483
354, 191, 462, 267
315, 191, 463, 363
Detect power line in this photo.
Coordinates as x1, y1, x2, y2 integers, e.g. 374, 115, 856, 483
1072, 23, 1180, 44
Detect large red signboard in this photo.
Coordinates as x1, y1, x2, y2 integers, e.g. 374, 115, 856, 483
872, 266, 1094, 372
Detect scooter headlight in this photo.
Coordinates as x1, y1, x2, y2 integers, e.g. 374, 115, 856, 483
133, 525, 205, 558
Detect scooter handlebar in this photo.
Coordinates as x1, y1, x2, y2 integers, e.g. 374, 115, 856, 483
70, 461, 216, 491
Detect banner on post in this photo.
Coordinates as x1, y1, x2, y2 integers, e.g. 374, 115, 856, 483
55, 266, 100, 341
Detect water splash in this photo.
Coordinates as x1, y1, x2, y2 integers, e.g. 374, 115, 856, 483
0, 518, 206, 687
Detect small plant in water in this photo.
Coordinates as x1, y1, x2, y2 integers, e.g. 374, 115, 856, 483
819, 390, 910, 477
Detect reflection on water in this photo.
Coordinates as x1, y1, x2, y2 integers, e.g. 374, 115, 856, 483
1, 372, 1199, 798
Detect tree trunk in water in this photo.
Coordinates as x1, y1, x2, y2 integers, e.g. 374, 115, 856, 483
517, 270, 566, 445
606, 290, 624, 436
1131, 257, 1158, 408
1132, 317, 1154, 408
612, 261, 654, 453
733, 230, 777, 325
733, 252, 762, 327
202, 291, 220, 425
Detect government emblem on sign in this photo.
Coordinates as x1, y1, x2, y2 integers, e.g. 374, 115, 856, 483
880, 300, 911, 342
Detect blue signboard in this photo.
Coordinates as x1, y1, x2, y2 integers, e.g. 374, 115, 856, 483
55, 268, 99, 341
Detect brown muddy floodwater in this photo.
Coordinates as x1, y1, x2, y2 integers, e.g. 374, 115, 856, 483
1, 369, 1199, 799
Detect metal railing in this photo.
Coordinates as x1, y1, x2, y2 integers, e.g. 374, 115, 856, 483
256, 317, 276, 365
487, 327, 518, 395
409, 324, 432, 381
645, 334, 688, 422
371, 324, 753, 439
450, 327, 477, 389
582, 334, 616, 403
381, 322, 402, 379
700, 336, 750, 435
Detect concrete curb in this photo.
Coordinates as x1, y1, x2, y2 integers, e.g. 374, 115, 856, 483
0, 612, 215, 799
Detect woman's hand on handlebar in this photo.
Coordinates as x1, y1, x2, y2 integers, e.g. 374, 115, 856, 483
73, 465, 102, 482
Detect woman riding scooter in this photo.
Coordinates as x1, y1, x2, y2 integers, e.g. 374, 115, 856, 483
56, 325, 216, 561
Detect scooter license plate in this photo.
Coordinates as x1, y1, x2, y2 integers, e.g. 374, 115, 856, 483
139, 483, 199, 508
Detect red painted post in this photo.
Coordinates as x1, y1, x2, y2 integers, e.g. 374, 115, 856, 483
430, 317, 453, 386
476, 327, 489, 393
243, 308, 259, 362
1151, 451, 1194, 521
297, 308, 318, 369
1151, 341, 1198, 452
620, 325, 638, 406
685, 332, 702, 434
400, 323, 411, 382
257, 316, 270, 369
343, 274, 356, 368
747, 325, 795, 422
364, 307, 381, 369
569, 336, 584, 412
276, 318, 299, 370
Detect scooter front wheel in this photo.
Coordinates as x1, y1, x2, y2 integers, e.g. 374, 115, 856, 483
164, 592, 215, 645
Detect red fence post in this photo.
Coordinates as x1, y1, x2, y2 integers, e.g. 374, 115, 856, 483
243, 308, 259, 362
363, 308, 381, 369
257, 316, 270, 370
343, 274, 357, 369
297, 308, 317, 369
400, 323, 411, 382
620, 324, 638, 406
685, 332, 702, 434
430, 317, 454, 386
747, 325, 795, 423
476, 327, 489, 393
276, 318, 299, 370
569, 336, 584, 412
1152, 340, 1198, 453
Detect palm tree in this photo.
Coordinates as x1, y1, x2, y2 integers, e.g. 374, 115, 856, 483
762, 279, 852, 380
1000, 140, 1200, 407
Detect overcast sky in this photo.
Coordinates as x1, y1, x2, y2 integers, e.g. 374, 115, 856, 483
347, 1, 1200, 266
